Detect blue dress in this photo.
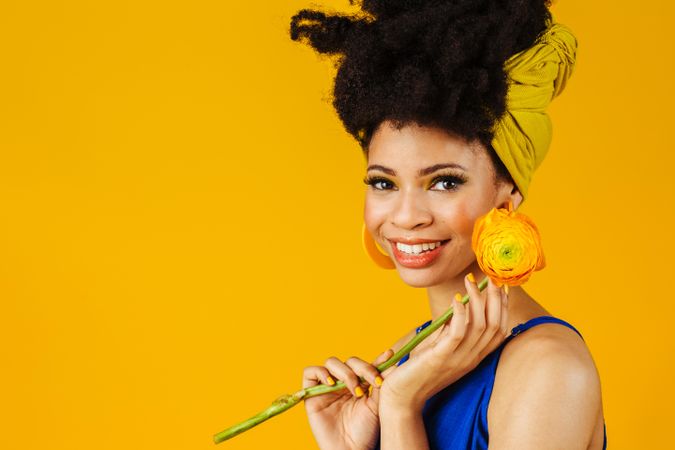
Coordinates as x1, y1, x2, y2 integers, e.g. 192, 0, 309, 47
374, 315, 607, 449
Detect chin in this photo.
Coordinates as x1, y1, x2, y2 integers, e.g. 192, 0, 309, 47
395, 266, 453, 288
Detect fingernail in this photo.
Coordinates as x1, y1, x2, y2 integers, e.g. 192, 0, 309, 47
454, 292, 463, 302
326, 376, 335, 386
355, 386, 365, 398
375, 375, 383, 387
467, 272, 476, 283
504, 285, 509, 295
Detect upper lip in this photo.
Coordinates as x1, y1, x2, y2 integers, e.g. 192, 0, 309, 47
388, 237, 450, 245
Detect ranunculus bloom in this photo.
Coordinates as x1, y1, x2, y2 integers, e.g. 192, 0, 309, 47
471, 201, 546, 287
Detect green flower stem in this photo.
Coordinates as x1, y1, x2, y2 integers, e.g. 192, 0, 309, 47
213, 276, 490, 444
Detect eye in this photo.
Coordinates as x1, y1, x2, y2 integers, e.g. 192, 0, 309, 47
429, 175, 466, 191
363, 176, 395, 191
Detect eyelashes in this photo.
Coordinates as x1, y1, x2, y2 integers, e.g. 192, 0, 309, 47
362, 175, 394, 190
362, 172, 468, 192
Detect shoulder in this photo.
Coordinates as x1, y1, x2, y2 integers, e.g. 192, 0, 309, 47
488, 322, 603, 449
500, 320, 599, 379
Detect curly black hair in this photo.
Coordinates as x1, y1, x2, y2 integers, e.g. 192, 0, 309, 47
289, 0, 554, 185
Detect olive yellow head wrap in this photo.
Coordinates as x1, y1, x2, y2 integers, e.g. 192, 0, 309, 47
490, 18, 578, 203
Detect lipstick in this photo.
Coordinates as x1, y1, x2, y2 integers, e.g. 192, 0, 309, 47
390, 240, 450, 268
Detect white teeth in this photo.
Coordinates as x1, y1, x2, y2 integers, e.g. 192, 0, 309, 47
396, 241, 444, 255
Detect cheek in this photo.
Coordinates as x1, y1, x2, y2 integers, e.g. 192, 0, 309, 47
363, 196, 388, 234
439, 199, 482, 237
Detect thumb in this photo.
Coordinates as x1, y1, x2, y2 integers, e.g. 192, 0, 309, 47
376, 348, 401, 378
372, 348, 394, 366
367, 349, 395, 413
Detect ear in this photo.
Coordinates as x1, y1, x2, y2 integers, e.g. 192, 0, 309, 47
510, 188, 523, 210
497, 180, 523, 210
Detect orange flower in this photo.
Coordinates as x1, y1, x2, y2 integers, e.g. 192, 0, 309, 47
471, 200, 546, 287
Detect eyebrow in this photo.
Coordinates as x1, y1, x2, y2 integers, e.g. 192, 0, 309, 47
366, 163, 467, 177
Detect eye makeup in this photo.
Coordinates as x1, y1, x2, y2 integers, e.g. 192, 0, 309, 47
362, 170, 467, 191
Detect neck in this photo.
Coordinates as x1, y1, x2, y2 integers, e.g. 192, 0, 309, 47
425, 260, 549, 328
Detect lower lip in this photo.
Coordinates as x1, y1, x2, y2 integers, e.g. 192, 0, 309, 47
390, 240, 450, 268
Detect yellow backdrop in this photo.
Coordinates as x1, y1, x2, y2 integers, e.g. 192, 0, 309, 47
1, 1, 671, 449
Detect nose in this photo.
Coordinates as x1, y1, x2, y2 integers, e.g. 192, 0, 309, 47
390, 187, 433, 230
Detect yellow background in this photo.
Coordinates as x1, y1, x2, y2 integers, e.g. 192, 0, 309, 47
1, 1, 672, 448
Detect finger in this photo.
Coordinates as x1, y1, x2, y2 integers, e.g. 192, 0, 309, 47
480, 286, 511, 355
372, 349, 396, 382
366, 368, 388, 413
414, 324, 444, 358
486, 277, 502, 309
345, 356, 384, 390
500, 286, 510, 338
380, 349, 407, 378
484, 278, 504, 338
460, 273, 486, 352
372, 348, 394, 366
366, 382, 381, 412
302, 365, 336, 389
470, 278, 504, 357
324, 356, 365, 398
442, 296, 467, 356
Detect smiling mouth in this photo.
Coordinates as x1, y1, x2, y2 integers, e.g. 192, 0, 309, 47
391, 239, 451, 255
388, 238, 450, 268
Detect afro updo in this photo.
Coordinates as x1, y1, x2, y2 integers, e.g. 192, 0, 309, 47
289, 0, 554, 185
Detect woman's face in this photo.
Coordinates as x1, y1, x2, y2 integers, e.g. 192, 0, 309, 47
363, 120, 517, 287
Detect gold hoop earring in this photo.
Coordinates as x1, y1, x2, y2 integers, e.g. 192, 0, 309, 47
361, 222, 396, 270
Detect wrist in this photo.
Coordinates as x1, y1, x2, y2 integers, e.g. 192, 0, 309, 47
379, 390, 426, 416
378, 403, 429, 450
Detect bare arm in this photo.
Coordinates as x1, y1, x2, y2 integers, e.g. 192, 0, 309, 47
375, 322, 439, 450
488, 337, 602, 450
379, 404, 429, 450
366, 325, 427, 450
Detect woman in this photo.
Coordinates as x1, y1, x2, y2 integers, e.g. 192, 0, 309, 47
289, 1, 607, 449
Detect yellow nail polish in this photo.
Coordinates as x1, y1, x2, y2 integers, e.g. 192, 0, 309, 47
375, 375, 383, 387
454, 292, 463, 302
467, 272, 476, 283
504, 285, 509, 295
355, 386, 365, 398
326, 376, 335, 386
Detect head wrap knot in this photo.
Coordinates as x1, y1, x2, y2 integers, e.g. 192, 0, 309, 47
490, 19, 578, 202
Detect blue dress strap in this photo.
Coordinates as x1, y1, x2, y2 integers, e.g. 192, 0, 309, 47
508, 315, 584, 341
399, 315, 583, 366
417, 320, 433, 333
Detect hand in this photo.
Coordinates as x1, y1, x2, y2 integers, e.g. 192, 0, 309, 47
302, 349, 393, 450
379, 274, 510, 412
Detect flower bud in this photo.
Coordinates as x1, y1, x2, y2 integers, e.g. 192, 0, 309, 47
471, 201, 545, 287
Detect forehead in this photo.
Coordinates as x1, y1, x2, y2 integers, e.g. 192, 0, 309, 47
367, 121, 489, 171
